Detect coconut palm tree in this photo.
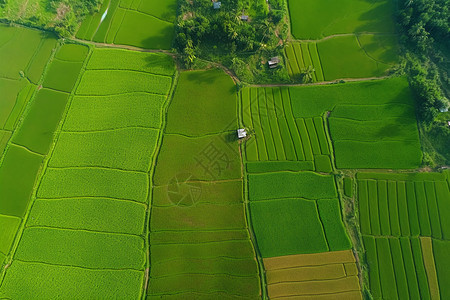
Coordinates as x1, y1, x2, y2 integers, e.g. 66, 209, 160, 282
302, 65, 315, 83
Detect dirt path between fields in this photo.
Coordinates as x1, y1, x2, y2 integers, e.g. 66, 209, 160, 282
288, 32, 398, 43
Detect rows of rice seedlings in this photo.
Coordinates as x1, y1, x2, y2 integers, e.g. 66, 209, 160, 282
432, 239, 450, 299
76, 0, 176, 49
357, 172, 450, 239
240, 87, 332, 172
0, 40, 83, 269
0, 48, 175, 298
284, 42, 324, 82
357, 172, 449, 299
263, 250, 362, 299
147, 69, 261, 298
362, 236, 436, 300
420, 237, 440, 299
248, 171, 351, 257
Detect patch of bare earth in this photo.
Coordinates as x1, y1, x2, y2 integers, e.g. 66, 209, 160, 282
183, 12, 193, 20
54, 2, 70, 21
18, 0, 29, 19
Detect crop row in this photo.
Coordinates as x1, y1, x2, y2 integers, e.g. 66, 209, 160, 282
264, 250, 361, 299
63, 93, 166, 131
75, 70, 172, 96
28, 197, 147, 234
358, 178, 450, 239
241, 87, 332, 171
285, 42, 324, 82
15, 227, 145, 269
0, 261, 143, 299
49, 128, 159, 172
363, 236, 437, 300
433, 239, 450, 299
86, 48, 176, 76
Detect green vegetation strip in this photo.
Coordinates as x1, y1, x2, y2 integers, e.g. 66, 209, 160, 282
0, 261, 143, 299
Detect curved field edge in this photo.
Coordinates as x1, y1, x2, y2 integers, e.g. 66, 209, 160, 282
0, 41, 91, 287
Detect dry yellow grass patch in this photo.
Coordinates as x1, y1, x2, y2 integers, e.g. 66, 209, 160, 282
420, 237, 440, 300
263, 250, 362, 299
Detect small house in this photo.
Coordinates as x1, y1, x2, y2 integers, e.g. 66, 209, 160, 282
268, 57, 280, 69
241, 15, 249, 21
237, 129, 247, 139
213, 2, 221, 9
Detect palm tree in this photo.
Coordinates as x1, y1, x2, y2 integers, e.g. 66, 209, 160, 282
302, 65, 315, 83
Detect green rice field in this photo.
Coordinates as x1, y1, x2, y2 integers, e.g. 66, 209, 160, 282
0, 1, 447, 298
290, 77, 422, 169
287, 0, 396, 40
285, 35, 399, 81
76, 0, 176, 49
286, 0, 399, 83
357, 172, 449, 299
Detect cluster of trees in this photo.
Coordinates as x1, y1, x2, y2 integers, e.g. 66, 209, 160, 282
397, 0, 450, 164
0, 0, 101, 37
49, 0, 102, 36
175, 0, 289, 83
397, 0, 449, 122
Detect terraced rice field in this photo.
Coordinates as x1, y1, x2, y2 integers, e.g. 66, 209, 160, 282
0, 0, 447, 297
240, 87, 333, 173
263, 250, 362, 299
76, 0, 176, 49
0, 27, 83, 269
148, 69, 261, 299
357, 172, 450, 299
0, 48, 176, 298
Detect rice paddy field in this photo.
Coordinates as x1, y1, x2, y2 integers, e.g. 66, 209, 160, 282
285, 0, 399, 82
0, 0, 448, 299
76, 0, 176, 49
